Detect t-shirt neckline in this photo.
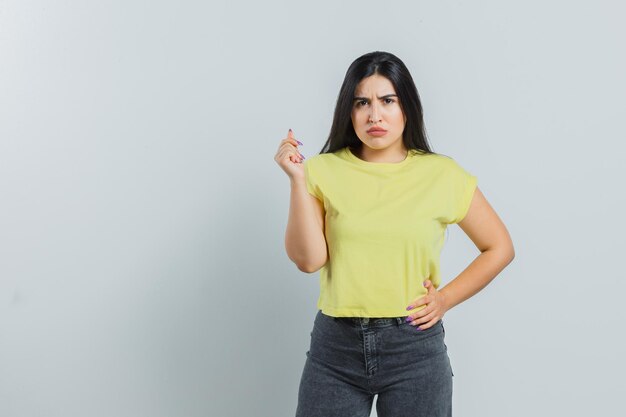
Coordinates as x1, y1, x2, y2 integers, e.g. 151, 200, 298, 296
343, 146, 415, 168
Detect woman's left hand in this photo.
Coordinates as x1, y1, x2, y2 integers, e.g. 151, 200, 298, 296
405, 280, 450, 330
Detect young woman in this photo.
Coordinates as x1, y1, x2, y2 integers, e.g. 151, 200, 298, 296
274, 51, 515, 417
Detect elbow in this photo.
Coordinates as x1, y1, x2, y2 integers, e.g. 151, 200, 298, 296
297, 263, 317, 274
297, 260, 325, 274
285, 239, 329, 273
296, 256, 328, 274
503, 242, 516, 265
483, 241, 515, 265
286, 252, 324, 273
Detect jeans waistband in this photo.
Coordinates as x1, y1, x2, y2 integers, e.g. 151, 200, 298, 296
332, 315, 409, 327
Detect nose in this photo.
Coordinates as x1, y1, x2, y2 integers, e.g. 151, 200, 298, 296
369, 104, 382, 123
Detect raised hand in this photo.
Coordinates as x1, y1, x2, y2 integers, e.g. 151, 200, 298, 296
274, 129, 306, 179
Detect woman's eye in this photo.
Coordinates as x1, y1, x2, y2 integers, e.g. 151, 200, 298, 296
384, 98, 395, 104
357, 100, 368, 107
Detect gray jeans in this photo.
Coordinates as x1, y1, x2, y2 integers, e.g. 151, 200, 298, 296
295, 310, 454, 417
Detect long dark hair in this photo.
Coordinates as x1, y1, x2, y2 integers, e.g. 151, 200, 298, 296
318, 51, 437, 157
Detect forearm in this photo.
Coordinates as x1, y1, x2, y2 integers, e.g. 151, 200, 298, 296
439, 248, 515, 311
285, 177, 328, 272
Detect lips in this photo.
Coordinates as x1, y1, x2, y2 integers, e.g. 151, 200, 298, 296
367, 127, 387, 133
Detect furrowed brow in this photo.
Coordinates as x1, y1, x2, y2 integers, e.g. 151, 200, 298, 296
353, 94, 398, 101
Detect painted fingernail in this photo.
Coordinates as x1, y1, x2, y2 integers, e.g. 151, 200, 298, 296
405, 317, 412, 322
406, 306, 412, 310
297, 140, 303, 145
415, 326, 422, 331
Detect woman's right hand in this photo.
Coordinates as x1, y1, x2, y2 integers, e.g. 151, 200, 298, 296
274, 129, 306, 180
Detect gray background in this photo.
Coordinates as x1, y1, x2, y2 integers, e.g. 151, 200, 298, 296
1, 0, 624, 416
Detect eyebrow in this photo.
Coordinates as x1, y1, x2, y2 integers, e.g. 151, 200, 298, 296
353, 94, 398, 101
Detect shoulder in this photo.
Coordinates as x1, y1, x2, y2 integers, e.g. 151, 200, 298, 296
421, 151, 455, 164
303, 150, 342, 169
413, 151, 458, 170
425, 152, 470, 171
415, 152, 476, 184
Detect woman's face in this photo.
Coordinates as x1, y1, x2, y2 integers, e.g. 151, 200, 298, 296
351, 74, 407, 153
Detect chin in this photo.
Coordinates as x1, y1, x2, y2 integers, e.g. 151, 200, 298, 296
364, 139, 393, 148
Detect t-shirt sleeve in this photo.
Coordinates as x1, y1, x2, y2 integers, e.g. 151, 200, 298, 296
303, 158, 324, 203
445, 158, 478, 224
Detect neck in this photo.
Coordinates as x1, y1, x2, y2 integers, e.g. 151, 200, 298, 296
353, 145, 408, 163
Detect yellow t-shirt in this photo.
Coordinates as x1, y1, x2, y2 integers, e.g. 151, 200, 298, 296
303, 146, 477, 318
